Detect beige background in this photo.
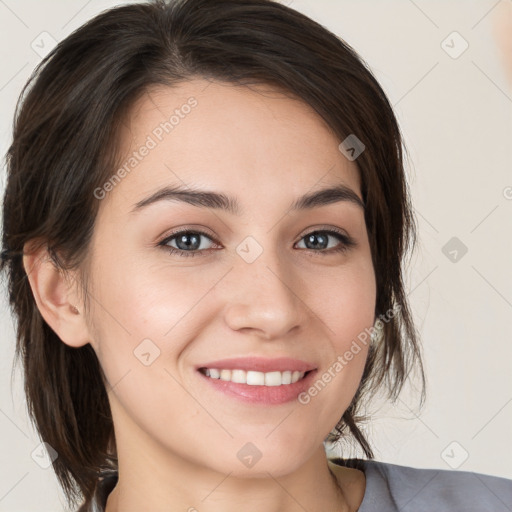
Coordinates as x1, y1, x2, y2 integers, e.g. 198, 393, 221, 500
1, 0, 511, 510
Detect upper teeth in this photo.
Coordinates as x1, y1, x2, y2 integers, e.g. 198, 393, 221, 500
202, 368, 306, 386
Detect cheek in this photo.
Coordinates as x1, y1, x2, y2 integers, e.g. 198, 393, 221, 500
87, 250, 237, 420
91, 251, 217, 337
86, 258, 217, 439
297, 256, 375, 419
84, 253, 196, 379
310, 249, 376, 344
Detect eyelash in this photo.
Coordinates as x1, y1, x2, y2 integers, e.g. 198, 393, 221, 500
158, 228, 356, 258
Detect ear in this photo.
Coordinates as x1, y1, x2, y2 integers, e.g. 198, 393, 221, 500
22, 240, 92, 348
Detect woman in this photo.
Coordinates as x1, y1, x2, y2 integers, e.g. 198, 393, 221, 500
1, 0, 511, 511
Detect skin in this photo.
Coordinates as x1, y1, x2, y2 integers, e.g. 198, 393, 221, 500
492, 1, 512, 87
23, 79, 376, 511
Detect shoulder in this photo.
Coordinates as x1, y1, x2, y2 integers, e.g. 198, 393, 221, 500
330, 457, 512, 512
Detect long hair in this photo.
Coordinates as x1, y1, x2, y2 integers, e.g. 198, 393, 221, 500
0, 0, 425, 509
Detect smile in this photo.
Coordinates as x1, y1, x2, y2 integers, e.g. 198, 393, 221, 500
199, 368, 310, 386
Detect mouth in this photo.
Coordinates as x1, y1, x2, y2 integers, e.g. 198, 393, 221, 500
196, 366, 318, 405
194, 356, 318, 404
198, 367, 314, 386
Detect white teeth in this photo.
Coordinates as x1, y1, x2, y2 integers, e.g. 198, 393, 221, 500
208, 369, 220, 379
231, 369, 246, 384
247, 370, 265, 385
219, 369, 232, 382
281, 371, 292, 385
202, 368, 307, 386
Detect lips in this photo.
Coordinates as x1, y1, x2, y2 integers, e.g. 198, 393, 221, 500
195, 356, 318, 405
197, 366, 318, 405
196, 356, 316, 373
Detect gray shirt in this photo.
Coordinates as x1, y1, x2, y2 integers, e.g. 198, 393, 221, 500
332, 457, 512, 511
84, 458, 512, 511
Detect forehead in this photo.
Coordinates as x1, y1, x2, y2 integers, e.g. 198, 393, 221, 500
103, 79, 361, 215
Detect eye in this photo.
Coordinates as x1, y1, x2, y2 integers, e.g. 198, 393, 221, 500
158, 227, 356, 258
158, 229, 218, 258
295, 229, 356, 255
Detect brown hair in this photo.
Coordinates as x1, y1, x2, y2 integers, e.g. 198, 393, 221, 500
0, 0, 425, 509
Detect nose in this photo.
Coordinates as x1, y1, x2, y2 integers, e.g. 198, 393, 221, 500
222, 245, 307, 340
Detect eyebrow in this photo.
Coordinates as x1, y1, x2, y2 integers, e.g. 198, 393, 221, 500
130, 183, 365, 215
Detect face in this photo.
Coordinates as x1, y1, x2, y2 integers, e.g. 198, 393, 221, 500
81, 79, 376, 477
